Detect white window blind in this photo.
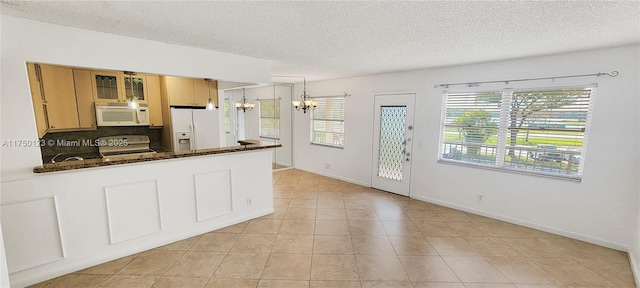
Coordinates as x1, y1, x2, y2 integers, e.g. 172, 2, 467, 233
259, 99, 280, 139
440, 86, 595, 180
311, 97, 345, 147
236, 108, 246, 141
224, 99, 231, 133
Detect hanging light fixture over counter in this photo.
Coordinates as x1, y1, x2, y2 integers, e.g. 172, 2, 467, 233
236, 88, 255, 111
292, 77, 317, 113
204, 78, 217, 110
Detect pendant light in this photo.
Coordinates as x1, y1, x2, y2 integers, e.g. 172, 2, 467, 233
204, 78, 217, 110
292, 77, 317, 113
124, 71, 139, 109
236, 88, 255, 112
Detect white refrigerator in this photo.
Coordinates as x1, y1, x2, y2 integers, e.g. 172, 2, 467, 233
170, 107, 220, 152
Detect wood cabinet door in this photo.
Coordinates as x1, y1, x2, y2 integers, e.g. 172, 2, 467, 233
73, 69, 97, 129
164, 76, 194, 106
209, 80, 219, 108
39, 64, 79, 130
27, 63, 48, 137
124, 74, 148, 103
91, 70, 123, 103
146, 75, 163, 127
193, 79, 210, 107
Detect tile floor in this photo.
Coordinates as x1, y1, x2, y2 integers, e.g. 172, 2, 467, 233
29, 169, 636, 288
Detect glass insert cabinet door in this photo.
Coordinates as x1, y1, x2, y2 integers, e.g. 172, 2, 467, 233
124, 75, 146, 101
92, 71, 121, 102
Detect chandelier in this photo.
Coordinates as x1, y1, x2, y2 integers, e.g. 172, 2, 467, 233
292, 77, 317, 113
235, 88, 255, 111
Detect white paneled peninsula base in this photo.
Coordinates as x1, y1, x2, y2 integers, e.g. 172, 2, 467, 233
0, 149, 274, 287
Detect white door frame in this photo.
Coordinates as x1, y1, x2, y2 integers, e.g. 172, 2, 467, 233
371, 93, 416, 197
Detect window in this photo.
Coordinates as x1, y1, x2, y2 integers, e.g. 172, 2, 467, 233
224, 99, 231, 133
311, 97, 345, 147
259, 99, 280, 139
236, 108, 246, 141
439, 86, 595, 180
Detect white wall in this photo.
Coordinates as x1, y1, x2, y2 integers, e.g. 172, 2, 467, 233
294, 45, 640, 250
0, 15, 271, 181
0, 223, 10, 288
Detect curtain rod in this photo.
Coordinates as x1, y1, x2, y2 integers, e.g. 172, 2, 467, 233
433, 71, 619, 88
308, 93, 351, 99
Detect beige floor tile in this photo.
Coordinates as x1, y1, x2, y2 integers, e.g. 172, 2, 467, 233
274, 199, 292, 209
513, 285, 567, 288
398, 255, 459, 282
318, 184, 343, 193
286, 207, 317, 220
414, 222, 459, 237
413, 283, 465, 288
540, 238, 628, 262
395, 200, 431, 211
290, 199, 318, 208
465, 213, 500, 223
485, 222, 536, 238
446, 221, 493, 237
374, 209, 410, 221
500, 238, 564, 258
155, 236, 201, 251
164, 251, 226, 277
426, 237, 480, 256
368, 199, 401, 211
214, 253, 270, 279
352, 236, 396, 255
151, 276, 209, 288
360, 281, 413, 288
346, 209, 379, 220
314, 235, 354, 254
464, 237, 522, 257
76, 253, 139, 274
261, 253, 312, 280
231, 234, 276, 253
317, 192, 345, 199
434, 210, 474, 222
388, 236, 438, 256
318, 199, 346, 209
258, 279, 310, 287
292, 192, 319, 199
44, 274, 111, 288
404, 209, 443, 223
205, 278, 259, 287
310, 280, 362, 287
100, 275, 158, 288
442, 256, 510, 283
342, 192, 368, 200
26, 279, 55, 288
485, 256, 561, 285
462, 284, 516, 288
380, 221, 422, 236
348, 220, 386, 236
355, 254, 409, 281
317, 208, 348, 220
244, 219, 283, 234
315, 220, 350, 235
344, 199, 373, 209
573, 257, 636, 287
272, 234, 314, 253
528, 257, 612, 287
311, 254, 360, 281
217, 222, 249, 233
190, 232, 239, 252
280, 220, 316, 234
118, 250, 184, 276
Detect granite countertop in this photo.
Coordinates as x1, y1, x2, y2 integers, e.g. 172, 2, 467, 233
34, 141, 282, 173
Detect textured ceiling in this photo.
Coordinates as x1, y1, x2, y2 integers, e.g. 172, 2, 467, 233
1, 1, 639, 81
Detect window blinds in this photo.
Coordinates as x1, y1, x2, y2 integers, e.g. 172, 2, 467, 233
311, 97, 345, 147
260, 99, 280, 139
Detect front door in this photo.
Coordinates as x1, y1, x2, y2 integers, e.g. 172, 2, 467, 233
371, 94, 416, 196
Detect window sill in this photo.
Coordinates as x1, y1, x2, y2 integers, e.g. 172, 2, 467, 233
310, 142, 344, 149
437, 159, 582, 182
260, 136, 280, 141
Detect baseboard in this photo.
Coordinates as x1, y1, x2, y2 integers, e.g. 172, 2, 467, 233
11, 209, 274, 288
411, 195, 628, 251
293, 167, 369, 187
630, 247, 640, 288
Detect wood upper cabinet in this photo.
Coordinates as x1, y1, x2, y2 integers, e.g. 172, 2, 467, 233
91, 70, 147, 103
39, 64, 79, 130
146, 75, 163, 127
73, 69, 96, 129
163, 76, 195, 106
27, 63, 48, 138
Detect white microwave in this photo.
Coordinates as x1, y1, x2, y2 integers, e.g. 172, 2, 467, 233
96, 104, 149, 126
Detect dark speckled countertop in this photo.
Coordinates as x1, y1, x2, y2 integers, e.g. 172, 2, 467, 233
34, 141, 281, 173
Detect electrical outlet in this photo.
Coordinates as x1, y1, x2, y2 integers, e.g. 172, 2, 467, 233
247, 198, 253, 206
478, 195, 484, 202
325, 163, 330, 169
